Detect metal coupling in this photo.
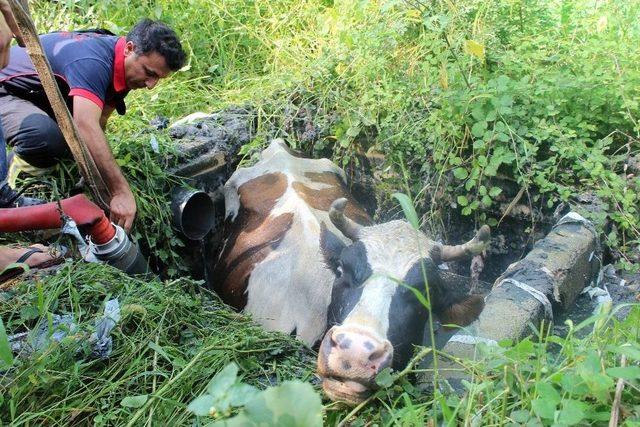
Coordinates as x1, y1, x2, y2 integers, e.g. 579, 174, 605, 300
91, 224, 150, 275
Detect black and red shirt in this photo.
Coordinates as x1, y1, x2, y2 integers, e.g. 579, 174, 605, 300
0, 30, 129, 114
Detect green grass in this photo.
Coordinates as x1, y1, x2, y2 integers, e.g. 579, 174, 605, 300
0, 263, 314, 425
29, 0, 640, 262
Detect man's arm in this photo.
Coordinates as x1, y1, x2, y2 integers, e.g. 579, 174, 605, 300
73, 96, 136, 231
100, 104, 114, 130
0, 0, 24, 68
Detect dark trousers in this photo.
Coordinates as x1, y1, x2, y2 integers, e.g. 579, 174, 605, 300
0, 120, 6, 182
0, 86, 69, 168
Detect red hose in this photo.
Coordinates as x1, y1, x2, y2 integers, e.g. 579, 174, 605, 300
0, 194, 115, 244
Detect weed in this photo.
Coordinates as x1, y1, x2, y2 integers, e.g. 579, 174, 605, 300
0, 263, 314, 425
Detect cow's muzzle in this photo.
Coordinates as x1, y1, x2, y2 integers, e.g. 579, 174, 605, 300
317, 325, 393, 405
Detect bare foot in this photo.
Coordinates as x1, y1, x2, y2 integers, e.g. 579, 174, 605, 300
0, 244, 63, 272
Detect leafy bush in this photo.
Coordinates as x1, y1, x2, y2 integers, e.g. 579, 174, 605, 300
187, 363, 323, 426
28, 0, 640, 263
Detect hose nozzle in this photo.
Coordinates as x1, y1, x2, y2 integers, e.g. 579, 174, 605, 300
91, 225, 150, 275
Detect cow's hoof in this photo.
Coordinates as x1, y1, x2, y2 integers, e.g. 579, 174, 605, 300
467, 225, 491, 255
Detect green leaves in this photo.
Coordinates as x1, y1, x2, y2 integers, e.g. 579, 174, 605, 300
393, 193, 420, 230
210, 381, 322, 427
606, 366, 640, 379
207, 363, 239, 395
489, 187, 502, 197
453, 167, 468, 180
187, 363, 259, 417
532, 383, 588, 424
471, 121, 487, 138
188, 395, 216, 417
188, 364, 322, 426
532, 382, 560, 419
457, 195, 469, 207
557, 399, 587, 425
121, 395, 148, 408
375, 367, 395, 388
531, 397, 556, 420
577, 351, 614, 402
0, 318, 13, 369
612, 343, 640, 361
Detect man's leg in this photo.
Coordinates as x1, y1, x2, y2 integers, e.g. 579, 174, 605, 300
0, 120, 44, 207
0, 88, 69, 185
0, 89, 50, 207
0, 118, 7, 183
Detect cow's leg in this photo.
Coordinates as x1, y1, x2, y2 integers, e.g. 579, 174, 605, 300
469, 253, 485, 294
441, 225, 490, 261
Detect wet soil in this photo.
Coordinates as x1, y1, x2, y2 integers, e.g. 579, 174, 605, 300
553, 265, 638, 338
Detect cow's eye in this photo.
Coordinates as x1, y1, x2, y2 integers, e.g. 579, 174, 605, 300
336, 264, 344, 277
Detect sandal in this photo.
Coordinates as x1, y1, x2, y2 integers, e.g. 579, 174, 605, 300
0, 245, 68, 284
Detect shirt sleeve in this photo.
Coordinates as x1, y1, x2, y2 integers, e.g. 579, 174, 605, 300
64, 59, 111, 109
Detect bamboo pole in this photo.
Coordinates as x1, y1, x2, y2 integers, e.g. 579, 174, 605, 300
7, 0, 111, 210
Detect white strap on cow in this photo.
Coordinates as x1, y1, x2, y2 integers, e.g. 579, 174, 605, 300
448, 334, 498, 347
497, 278, 554, 322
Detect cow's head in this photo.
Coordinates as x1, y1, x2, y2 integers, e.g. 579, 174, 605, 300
316, 199, 487, 404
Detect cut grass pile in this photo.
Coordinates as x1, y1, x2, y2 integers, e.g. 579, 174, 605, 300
0, 262, 315, 426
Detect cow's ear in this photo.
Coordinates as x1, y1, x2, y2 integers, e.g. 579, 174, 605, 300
320, 222, 347, 271
439, 294, 484, 327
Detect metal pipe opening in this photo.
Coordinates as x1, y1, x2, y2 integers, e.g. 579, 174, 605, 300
170, 188, 216, 240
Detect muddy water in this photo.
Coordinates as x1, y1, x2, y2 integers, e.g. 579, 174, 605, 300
553, 266, 636, 338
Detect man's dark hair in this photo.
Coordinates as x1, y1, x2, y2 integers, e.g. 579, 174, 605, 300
126, 19, 186, 71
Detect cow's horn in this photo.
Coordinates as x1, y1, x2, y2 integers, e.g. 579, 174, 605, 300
329, 198, 363, 241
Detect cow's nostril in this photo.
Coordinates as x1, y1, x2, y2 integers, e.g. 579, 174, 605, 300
368, 341, 392, 362
330, 331, 344, 347
339, 337, 353, 350
369, 349, 385, 361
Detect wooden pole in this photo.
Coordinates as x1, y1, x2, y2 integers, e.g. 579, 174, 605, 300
7, 0, 111, 210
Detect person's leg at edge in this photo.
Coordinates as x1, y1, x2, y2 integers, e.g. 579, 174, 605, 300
1, 122, 63, 278
0, 244, 64, 274
0, 92, 51, 208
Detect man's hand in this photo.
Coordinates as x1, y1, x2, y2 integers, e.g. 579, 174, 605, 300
110, 188, 136, 232
0, 0, 25, 68
73, 96, 137, 232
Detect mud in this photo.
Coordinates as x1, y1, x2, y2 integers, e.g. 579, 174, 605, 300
168, 107, 255, 192
165, 108, 256, 280
553, 264, 637, 338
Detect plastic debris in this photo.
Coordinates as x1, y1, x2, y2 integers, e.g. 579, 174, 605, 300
90, 298, 121, 359
581, 281, 612, 314
62, 217, 99, 263
150, 135, 160, 153
9, 314, 77, 355
149, 115, 169, 130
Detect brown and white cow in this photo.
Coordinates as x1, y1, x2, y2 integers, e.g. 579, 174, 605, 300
212, 139, 489, 404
